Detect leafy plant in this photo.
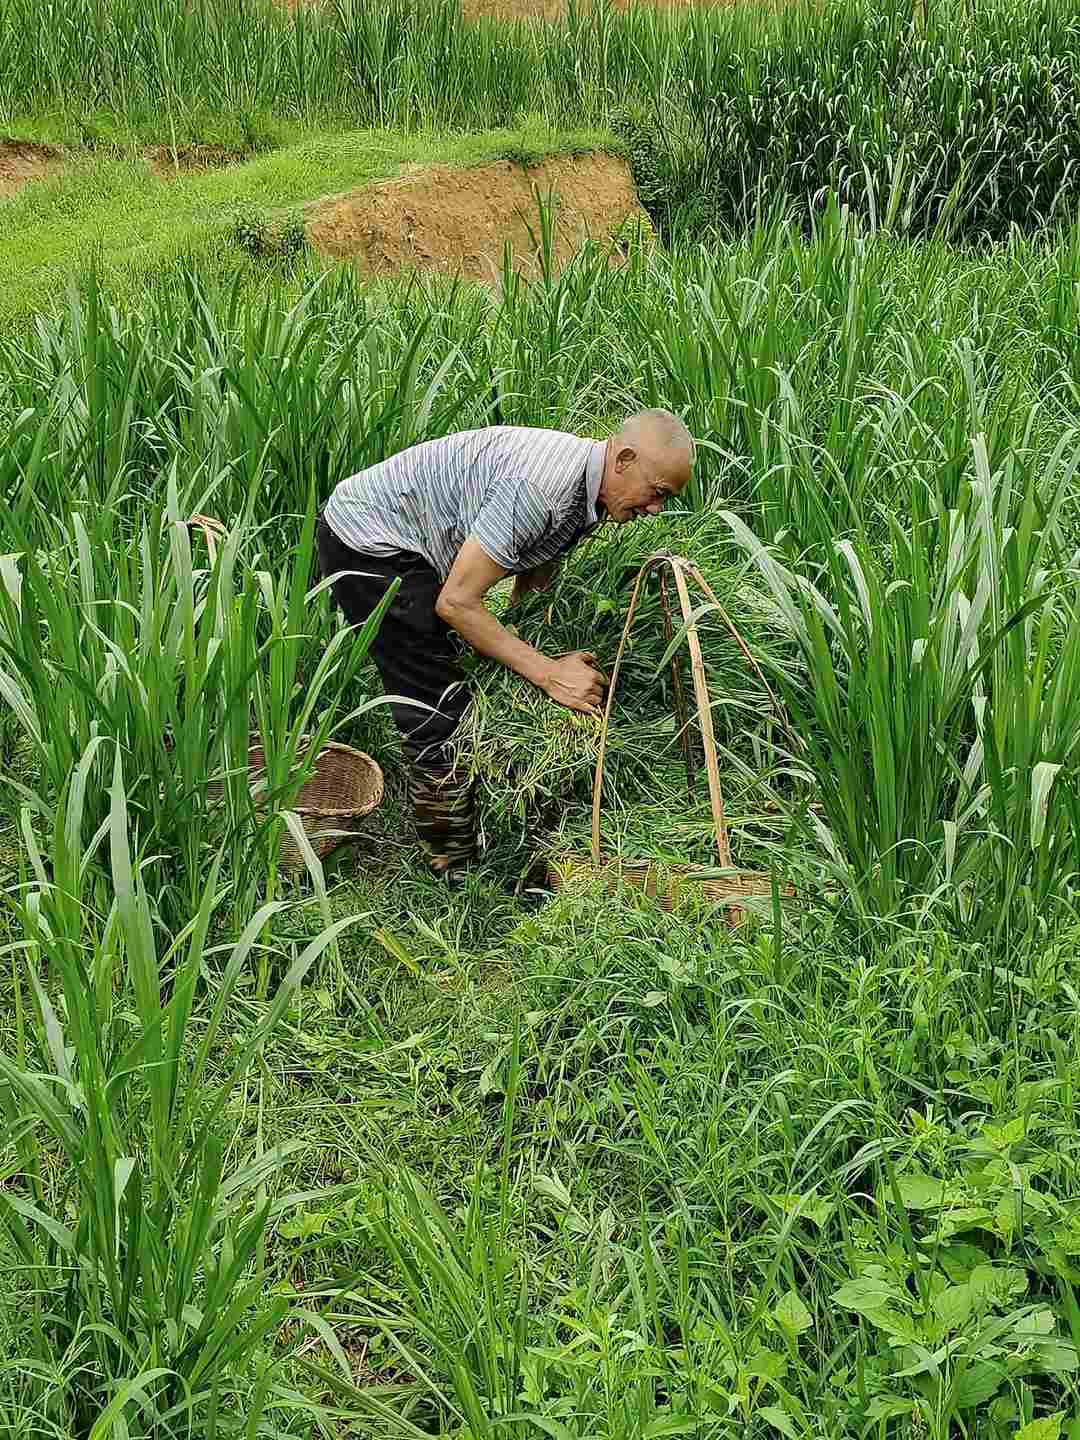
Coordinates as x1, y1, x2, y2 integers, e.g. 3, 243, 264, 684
230, 207, 306, 263
0, 745, 365, 1436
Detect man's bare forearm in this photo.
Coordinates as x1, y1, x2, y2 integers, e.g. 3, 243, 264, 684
437, 596, 552, 689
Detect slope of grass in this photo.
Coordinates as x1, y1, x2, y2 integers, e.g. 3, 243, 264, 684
5, 0, 1080, 240
0, 121, 614, 325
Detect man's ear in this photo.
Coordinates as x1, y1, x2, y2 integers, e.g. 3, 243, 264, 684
615, 444, 636, 471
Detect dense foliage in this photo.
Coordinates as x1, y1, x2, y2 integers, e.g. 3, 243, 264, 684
5, 0, 1080, 239
3, 219, 1080, 1432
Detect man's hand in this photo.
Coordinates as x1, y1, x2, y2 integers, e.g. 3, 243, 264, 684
437, 541, 606, 711
542, 651, 608, 715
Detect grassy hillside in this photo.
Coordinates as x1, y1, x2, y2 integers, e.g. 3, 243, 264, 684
0, 123, 612, 324
4, 0, 1080, 240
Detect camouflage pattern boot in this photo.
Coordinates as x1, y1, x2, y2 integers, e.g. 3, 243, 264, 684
408, 764, 477, 882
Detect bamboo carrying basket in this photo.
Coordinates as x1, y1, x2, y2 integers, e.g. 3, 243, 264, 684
546, 551, 796, 923
187, 515, 384, 872
206, 739, 384, 871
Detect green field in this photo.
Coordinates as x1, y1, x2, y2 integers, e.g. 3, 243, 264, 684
4, 0, 1080, 1437
0, 122, 610, 324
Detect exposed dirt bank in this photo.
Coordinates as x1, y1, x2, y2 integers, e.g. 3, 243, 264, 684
306, 151, 647, 283
0, 140, 63, 200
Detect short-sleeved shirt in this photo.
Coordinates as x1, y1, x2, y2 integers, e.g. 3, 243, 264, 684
323, 426, 606, 581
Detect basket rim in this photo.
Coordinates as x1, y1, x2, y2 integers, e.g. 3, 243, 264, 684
546, 852, 795, 896
548, 851, 782, 876
238, 738, 385, 820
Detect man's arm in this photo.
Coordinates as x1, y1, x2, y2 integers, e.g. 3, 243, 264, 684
436, 540, 605, 714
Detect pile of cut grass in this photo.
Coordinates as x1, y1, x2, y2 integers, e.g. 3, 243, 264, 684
456, 512, 800, 870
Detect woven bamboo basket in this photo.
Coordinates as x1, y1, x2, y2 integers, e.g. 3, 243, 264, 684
546, 551, 796, 924
206, 739, 384, 871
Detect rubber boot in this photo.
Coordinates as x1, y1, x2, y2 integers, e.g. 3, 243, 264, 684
407, 764, 477, 884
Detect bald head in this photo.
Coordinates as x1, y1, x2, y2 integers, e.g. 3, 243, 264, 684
598, 408, 695, 525
616, 409, 696, 464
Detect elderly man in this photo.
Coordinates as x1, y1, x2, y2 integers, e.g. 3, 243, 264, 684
317, 408, 694, 882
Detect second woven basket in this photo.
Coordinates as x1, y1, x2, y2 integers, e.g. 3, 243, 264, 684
207, 738, 384, 871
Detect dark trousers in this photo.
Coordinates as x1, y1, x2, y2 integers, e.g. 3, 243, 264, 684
316, 514, 476, 870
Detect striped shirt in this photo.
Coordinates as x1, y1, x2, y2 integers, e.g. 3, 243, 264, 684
324, 426, 606, 581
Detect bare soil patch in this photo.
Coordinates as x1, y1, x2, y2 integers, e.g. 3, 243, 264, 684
145, 144, 248, 180
306, 152, 647, 284
0, 140, 64, 201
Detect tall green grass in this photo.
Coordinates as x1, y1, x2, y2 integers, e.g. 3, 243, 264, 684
4, 213, 1080, 917
1, 754, 364, 1435
725, 431, 1080, 924
6, 214, 1080, 1431
5, 0, 1080, 240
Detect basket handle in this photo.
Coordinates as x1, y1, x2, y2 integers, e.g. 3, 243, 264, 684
591, 552, 731, 867
680, 557, 797, 755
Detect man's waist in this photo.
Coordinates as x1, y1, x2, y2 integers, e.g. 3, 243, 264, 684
319, 508, 437, 578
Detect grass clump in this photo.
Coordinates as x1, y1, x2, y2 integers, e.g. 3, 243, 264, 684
230, 205, 307, 262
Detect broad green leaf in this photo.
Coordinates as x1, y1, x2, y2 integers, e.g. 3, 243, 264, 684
982, 1118, 1025, 1149
758, 1405, 799, 1439
744, 1348, 787, 1381
871, 1311, 922, 1345
953, 1359, 1003, 1408
969, 1264, 1028, 1303
774, 1289, 813, 1335
939, 1206, 996, 1237
1016, 1417, 1063, 1440
832, 1279, 899, 1314
894, 1172, 950, 1209
933, 1284, 972, 1331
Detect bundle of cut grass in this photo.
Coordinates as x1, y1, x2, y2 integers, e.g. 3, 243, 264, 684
455, 513, 802, 843
546, 769, 795, 871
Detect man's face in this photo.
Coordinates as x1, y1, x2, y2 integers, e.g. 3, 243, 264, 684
600, 441, 691, 524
